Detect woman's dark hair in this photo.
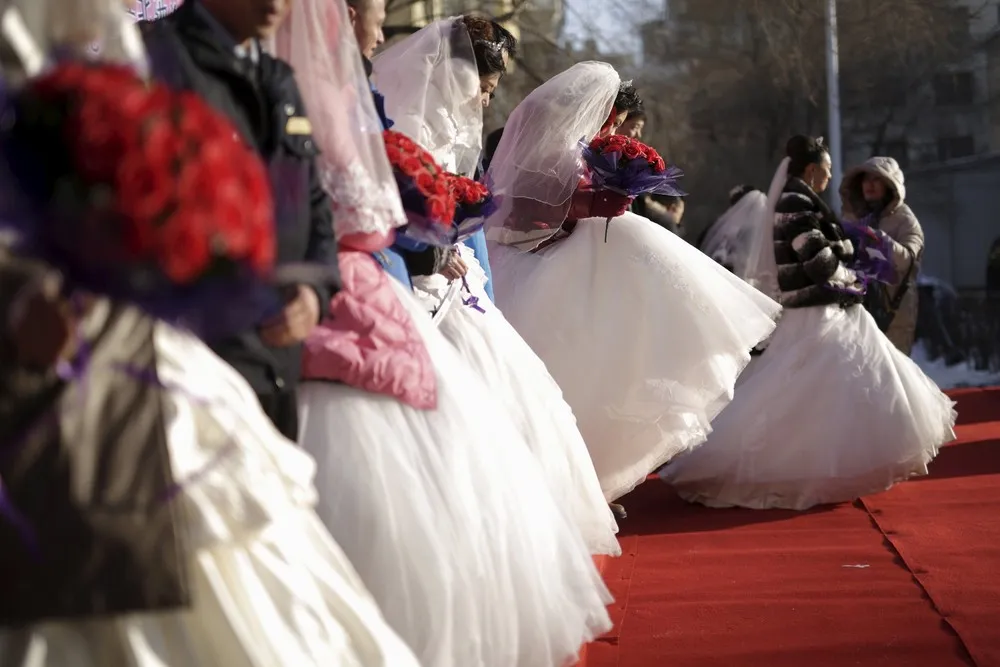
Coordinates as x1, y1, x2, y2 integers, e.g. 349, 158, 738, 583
614, 81, 643, 116
728, 184, 757, 206
482, 127, 504, 173
785, 135, 829, 178
625, 105, 646, 122
460, 16, 518, 76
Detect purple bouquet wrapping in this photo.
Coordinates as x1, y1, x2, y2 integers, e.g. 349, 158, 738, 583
840, 216, 895, 285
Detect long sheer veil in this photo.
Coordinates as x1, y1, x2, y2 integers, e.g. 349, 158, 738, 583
371, 17, 482, 177
483, 61, 619, 252
268, 0, 405, 245
1, 0, 147, 77
700, 190, 768, 278
742, 157, 789, 300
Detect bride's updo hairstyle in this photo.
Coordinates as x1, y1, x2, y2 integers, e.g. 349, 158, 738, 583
614, 81, 643, 117
600, 80, 642, 134
457, 16, 517, 77
786, 135, 829, 178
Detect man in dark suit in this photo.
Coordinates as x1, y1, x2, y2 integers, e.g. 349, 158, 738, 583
140, 0, 340, 441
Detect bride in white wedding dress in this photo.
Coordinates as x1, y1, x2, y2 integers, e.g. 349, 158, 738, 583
372, 18, 620, 555
274, 3, 612, 666
661, 137, 956, 510
485, 62, 783, 504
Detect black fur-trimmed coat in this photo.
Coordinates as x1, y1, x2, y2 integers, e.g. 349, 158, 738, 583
773, 178, 865, 309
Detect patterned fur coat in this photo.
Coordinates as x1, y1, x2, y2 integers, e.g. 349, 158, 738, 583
773, 177, 865, 310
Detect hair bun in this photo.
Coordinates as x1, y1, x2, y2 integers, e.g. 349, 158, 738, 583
785, 135, 816, 158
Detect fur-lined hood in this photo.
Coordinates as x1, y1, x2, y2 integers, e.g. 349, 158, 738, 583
839, 156, 906, 219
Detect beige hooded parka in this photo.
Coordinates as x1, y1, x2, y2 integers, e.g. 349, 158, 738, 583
840, 157, 923, 355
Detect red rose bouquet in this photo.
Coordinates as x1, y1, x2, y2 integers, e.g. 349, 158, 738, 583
383, 129, 457, 247
0, 62, 278, 336
580, 134, 685, 200
443, 173, 499, 243
578, 134, 686, 240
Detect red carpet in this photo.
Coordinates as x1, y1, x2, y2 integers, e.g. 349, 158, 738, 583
582, 388, 1000, 667
861, 389, 1000, 667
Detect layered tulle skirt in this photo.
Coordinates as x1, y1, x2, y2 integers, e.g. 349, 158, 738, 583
1, 323, 419, 667
660, 304, 957, 510
298, 278, 612, 667
489, 212, 782, 502
411, 245, 619, 556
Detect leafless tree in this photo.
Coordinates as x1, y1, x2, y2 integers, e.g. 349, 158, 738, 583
632, 0, 972, 237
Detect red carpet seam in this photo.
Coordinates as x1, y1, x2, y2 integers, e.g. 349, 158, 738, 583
857, 498, 977, 666
595, 535, 641, 667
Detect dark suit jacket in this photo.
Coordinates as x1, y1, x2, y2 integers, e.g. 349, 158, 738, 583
141, 1, 339, 394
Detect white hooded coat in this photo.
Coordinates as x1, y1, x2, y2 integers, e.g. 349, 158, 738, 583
840, 156, 923, 355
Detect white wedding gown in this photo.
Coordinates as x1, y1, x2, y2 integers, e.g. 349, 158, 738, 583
660, 303, 957, 509
489, 212, 782, 502
298, 278, 612, 667
2, 312, 419, 667
412, 244, 620, 556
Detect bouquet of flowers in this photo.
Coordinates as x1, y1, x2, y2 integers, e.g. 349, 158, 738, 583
580, 134, 685, 199
0, 62, 277, 337
443, 172, 499, 243
383, 129, 458, 247
840, 215, 895, 285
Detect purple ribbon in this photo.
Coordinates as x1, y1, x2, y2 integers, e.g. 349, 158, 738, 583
461, 276, 486, 313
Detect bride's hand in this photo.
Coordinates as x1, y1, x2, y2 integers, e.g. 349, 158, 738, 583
591, 190, 632, 218
439, 250, 468, 281
568, 187, 632, 220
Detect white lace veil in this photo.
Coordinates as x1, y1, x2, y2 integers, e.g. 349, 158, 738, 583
268, 0, 405, 243
483, 61, 619, 252
700, 190, 767, 278
371, 17, 482, 177
1, 0, 147, 77
742, 157, 789, 300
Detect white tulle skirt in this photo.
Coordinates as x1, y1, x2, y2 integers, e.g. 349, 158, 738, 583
660, 304, 957, 510
1, 322, 419, 667
411, 245, 620, 556
489, 212, 782, 502
298, 278, 612, 667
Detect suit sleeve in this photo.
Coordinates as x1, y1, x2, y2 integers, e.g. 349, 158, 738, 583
392, 235, 451, 277
303, 155, 340, 319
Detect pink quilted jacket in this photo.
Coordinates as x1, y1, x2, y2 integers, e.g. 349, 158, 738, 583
301, 247, 437, 410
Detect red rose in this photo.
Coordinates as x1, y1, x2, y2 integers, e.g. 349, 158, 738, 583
116, 154, 173, 231
427, 195, 452, 223
160, 214, 213, 284
622, 142, 642, 160
400, 157, 424, 178
415, 170, 436, 196
386, 145, 403, 165
434, 176, 452, 197
468, 182, 488, 203
653, 156, 666, 172
212, 197, 252, 257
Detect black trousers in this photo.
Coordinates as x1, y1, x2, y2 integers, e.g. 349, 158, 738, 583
256, 390, 299, 442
